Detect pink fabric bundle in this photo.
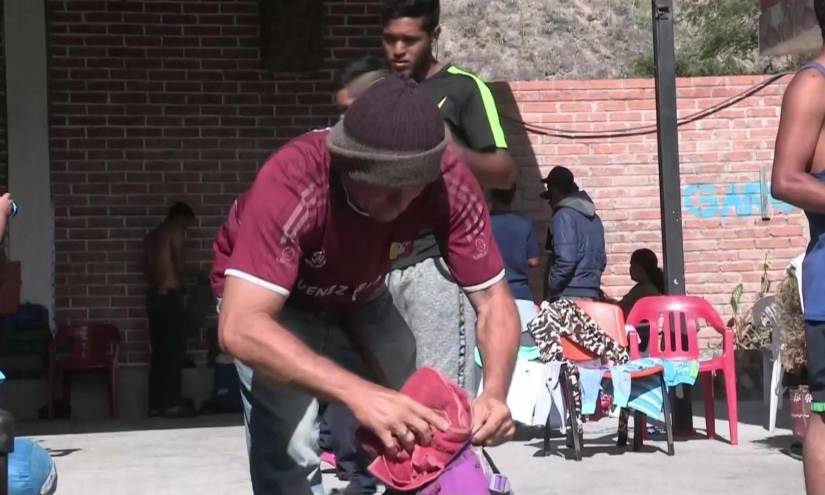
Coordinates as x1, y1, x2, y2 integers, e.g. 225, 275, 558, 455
366, 367, 472, 492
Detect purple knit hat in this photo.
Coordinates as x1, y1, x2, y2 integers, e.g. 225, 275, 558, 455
327, 74, 446, 187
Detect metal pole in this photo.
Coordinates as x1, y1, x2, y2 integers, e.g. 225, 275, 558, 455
652, 0, 694, 435
0, 409, 14, 495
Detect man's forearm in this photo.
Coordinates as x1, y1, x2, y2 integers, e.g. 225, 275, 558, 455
772, 170, 825, 215
457, 147, 517, 189
475, 294, 520, 400
220, 311, 375, 406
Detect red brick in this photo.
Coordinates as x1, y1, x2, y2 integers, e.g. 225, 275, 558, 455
221, 25, 256, 37
557, 102, 592, 113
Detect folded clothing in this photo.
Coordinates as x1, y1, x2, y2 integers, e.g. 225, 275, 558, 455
628, 377, 664, 419
623, 357, 699, 387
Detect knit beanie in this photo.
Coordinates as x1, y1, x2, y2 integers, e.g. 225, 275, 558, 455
327, 74, 446, 187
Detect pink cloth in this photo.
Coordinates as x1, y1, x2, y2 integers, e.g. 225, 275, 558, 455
366, 367, 472, 492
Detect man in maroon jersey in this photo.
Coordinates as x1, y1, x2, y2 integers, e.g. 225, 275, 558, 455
212, 75, 520, 495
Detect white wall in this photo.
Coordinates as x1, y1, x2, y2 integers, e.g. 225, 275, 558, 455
4, 0, 55, 328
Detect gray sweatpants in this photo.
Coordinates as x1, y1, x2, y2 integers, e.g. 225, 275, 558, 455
386, 257, 478, 395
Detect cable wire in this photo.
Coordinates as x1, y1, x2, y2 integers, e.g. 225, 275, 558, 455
502, 72, 791, 140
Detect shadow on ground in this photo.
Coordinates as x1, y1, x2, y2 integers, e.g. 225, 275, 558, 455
16, 412, 243, 437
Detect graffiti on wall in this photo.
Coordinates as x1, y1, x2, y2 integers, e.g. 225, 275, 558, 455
683, 182, 796, 219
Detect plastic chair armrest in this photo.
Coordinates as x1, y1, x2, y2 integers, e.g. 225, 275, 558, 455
722, 326, 735, 357
625, 324, 642, 360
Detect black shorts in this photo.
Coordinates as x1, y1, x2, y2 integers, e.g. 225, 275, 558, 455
806, 320, 825, 412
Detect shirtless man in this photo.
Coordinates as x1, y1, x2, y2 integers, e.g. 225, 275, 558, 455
143, 202, 196, 417
771, 2, 825, 490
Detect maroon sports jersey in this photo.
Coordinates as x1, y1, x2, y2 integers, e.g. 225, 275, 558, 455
212, 130, 504, 312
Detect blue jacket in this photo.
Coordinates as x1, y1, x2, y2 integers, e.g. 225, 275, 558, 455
547, 191, 606, 299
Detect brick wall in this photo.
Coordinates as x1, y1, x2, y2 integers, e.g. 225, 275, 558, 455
44, 1, 808, 364
495, 76, 808, 317
48, 0, 383, 364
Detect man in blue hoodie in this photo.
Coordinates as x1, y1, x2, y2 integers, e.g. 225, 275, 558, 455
540, 166, 606, 301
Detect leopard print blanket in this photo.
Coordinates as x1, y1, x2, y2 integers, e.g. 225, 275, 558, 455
527, 299, 630, 433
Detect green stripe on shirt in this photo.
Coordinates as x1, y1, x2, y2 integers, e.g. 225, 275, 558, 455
446, 65, 508, 149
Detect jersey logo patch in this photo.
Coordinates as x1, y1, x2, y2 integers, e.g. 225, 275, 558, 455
473, 238, 488, 260
305, 250, 327, 269
279, 245, 298, 264
389, 241, 413, 261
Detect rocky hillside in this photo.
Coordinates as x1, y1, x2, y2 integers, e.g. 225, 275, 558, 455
437, 0, 789, 82
438, 0, 653, 81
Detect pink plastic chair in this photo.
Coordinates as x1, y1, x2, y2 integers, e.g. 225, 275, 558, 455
48, 324, 122, 418
626, 296, 738, 445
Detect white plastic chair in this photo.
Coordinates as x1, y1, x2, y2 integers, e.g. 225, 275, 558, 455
753, 296, 783, 431
767, 329, 784, 433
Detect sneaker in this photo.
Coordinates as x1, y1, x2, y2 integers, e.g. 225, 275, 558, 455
787, 442, 803, 461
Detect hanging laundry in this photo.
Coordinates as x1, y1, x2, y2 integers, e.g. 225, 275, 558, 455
527, 299, 630, 430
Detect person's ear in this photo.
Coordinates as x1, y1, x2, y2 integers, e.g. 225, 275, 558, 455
432, 25, 441, 43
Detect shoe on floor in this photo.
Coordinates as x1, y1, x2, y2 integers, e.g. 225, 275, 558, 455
787, 442, 803, 461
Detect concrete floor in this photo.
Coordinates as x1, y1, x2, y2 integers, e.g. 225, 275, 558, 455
16, 401, 804, 494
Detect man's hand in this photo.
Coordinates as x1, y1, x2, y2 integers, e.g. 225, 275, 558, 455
471, 392, 514, 446
348, 384, 450, 459
465, 280, 519, 446
0, 193, 13, 218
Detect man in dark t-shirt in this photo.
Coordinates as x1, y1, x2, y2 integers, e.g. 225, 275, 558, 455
382, 0, 517, 394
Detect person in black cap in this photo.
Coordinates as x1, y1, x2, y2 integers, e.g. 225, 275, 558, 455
540, 166, 607, 301
213, 74, 519, 495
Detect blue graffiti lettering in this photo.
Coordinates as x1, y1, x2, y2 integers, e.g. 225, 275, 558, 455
771, 196, 796, 214
684, 184, 718, 219
682, 182, 796, 219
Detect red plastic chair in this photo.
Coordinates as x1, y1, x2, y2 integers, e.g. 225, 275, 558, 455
48, 324, 122, 418
553, 301, 674, 460
626, 295, 738, 445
